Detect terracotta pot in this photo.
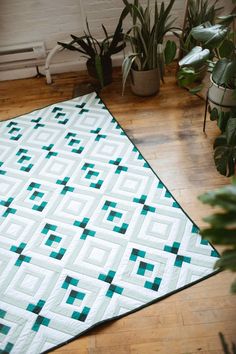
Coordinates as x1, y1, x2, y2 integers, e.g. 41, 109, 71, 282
130, 68, 160, 96
86, 56, 112, 86
208, 75, 236, 112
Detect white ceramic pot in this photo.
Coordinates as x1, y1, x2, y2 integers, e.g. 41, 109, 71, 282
208, 75, 236, 112
130, 68, 160, 96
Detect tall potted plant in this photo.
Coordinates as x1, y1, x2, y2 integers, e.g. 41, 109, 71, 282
122, 0, 177, 96
58, 8, 128, 88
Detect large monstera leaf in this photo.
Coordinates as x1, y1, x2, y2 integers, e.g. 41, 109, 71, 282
212, 58, 236, 87
191, 24, 229, 48
179, 46, 210, 67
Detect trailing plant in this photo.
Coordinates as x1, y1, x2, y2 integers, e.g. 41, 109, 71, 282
122, 0, 177, 94
178, 13, 236, 93
211, 108, 236, 177
199, 178, 236, 294
58, 8, 128, 87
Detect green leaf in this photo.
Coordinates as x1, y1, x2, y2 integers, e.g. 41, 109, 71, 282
217, 14, 236, 26
70, 34, 96, 58
204, 211, 236, 228
198, 184, 236, 211
177, 66, 198, 87
110, 43, 126, 55
108, 7, 128, 55
57, 41, 87, 55
164, 40, 177, 65
217, 111, 231, 132
201, 228, 236, 245
191, 24, 229, 48
102, 24, 109, 41
179, 46, 210, 67
212, 59, 236, 87
213, 133, 227, 148
199, 179, 236, 295
189, 84, 204, 94
122, 54, 139, 95
210, 107, 219, 121
214, 145, 236, 177
226, 117, 236, 146
219, 39, 235, 59
216, 249, 236, 271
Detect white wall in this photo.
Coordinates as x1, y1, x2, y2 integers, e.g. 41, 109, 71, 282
0, 0, 233, 80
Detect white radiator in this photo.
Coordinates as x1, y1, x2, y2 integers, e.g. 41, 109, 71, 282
0, 42, 46, 71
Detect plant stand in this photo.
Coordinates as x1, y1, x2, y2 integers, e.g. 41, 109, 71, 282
203, 90, 235, 133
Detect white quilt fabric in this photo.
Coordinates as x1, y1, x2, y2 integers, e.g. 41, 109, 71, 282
0, 92, 219, 354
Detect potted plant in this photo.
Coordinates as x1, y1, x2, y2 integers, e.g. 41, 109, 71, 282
58, 8, 128, 88
122, 0, 177, 96
177, 0, 222, 60
176, 0, 222, 85
178, 13, 236, 109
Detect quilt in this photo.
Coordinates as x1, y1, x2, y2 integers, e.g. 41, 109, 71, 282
0, 92, 219, 354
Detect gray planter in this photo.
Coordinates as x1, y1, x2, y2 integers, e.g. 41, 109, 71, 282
130, 68, 160, 96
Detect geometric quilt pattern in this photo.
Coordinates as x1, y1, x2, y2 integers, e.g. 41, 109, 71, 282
0, 92, 219, 354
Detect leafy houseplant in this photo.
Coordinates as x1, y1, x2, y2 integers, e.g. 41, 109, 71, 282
178, 0, 222, 60
212, 108, 236, 177
122, 0, 177, 96
178, 14, 236, 101
58, 8, 128, 88
199, 178, 236, 294
178, 14, 236, 177
200, 181, 236, 354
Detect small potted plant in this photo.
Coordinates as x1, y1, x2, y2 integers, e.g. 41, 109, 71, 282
58, 8, 128, 88
122, 0, 177, 96
178, 13, 236, 111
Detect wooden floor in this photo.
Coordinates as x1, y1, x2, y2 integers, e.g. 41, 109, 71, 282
0, 66, 235, 354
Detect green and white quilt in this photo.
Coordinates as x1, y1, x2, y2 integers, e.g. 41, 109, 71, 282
0, 92, 219, 353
